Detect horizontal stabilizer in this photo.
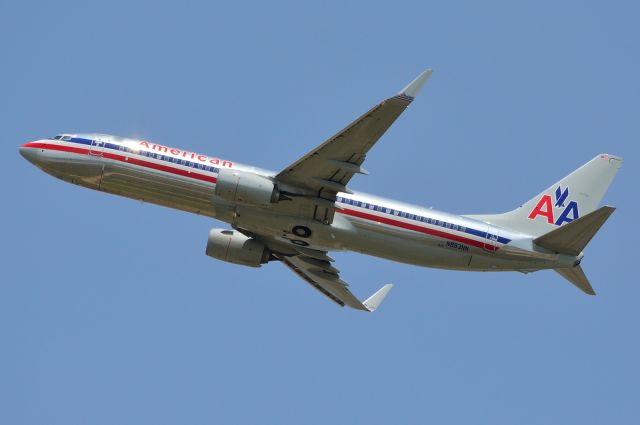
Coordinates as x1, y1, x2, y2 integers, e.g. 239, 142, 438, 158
555, 266, 595, 295
534, 206, 615, 255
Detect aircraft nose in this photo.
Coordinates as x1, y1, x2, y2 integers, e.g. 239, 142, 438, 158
19, 141, 42, 165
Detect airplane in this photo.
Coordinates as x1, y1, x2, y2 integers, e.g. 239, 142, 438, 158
19, 69, 623, 312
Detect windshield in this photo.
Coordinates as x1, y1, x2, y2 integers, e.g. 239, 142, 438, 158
50, 135, 72, 141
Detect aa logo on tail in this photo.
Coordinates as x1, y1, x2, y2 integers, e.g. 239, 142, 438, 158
528, 186, 579, 226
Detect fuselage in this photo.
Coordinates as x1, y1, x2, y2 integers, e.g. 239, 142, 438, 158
19, 134, 579, 272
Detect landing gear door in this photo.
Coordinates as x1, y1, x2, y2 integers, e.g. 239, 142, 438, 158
483, 228, 499, 253
89, 138, 105, 156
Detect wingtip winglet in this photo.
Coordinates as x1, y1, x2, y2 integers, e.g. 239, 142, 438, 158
398, 69, 433, 98
363, 284, 393, 312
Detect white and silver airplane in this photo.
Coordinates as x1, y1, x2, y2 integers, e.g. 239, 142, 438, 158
20, 70, 623, 312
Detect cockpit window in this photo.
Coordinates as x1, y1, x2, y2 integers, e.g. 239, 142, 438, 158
50, 135, 73, 141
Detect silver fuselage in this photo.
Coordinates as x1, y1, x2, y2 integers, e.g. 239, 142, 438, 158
20, 134, 579, 272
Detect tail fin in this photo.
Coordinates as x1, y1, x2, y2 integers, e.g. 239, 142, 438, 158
467, 154, 623, 237
555, 266, 595, 295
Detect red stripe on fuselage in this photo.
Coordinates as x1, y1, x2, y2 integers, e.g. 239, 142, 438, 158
27, 142, 497, 252
27, 143, 217, 184
337, 207, 497, 251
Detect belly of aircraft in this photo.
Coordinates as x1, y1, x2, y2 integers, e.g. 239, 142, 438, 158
100, 160, 217, 217
341, 215, 560, 272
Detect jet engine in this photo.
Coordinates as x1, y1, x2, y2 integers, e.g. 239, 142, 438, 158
214, 169, 279, 206
205, 228, 271, 267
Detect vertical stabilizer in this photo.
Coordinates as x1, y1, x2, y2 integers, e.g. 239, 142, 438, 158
466, 154, 622, 237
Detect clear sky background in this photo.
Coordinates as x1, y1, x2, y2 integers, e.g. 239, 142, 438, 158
2, 1, 638, 424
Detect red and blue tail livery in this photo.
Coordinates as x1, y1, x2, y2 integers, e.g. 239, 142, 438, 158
528, 186, 579, 226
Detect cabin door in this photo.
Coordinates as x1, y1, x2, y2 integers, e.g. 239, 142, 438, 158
483, 228, 499, 253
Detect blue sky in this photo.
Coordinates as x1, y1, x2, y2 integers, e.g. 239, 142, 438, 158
2, 1, 638, 423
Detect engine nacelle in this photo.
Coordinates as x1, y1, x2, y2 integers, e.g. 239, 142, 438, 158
214, 169, 279, 206
205, 228, 270, 267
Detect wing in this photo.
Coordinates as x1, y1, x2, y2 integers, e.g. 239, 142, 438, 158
277, 251, 393, 312
274, 70, 432, 223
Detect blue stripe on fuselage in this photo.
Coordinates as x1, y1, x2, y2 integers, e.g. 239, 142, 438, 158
64, 138, 511, 246
336, 196, 511, 245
